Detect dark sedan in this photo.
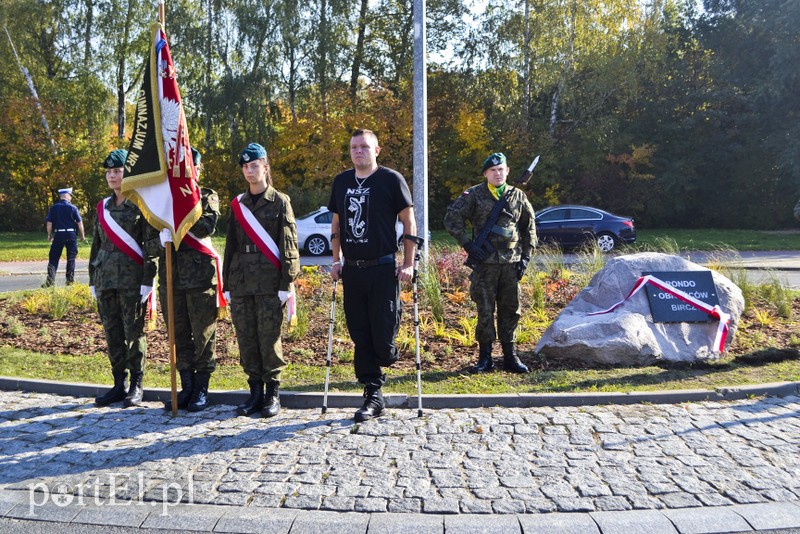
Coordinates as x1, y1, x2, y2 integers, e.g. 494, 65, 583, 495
534, 205, 636, 252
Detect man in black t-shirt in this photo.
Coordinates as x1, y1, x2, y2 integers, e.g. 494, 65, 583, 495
328, 128, 416, 422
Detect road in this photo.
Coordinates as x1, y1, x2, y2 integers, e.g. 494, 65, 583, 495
1, 251, 799, 293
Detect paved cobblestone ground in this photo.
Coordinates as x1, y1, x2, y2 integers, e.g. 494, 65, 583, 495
1, 391, 799, 516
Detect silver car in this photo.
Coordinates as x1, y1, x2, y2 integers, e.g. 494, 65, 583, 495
296, 207, 405, 256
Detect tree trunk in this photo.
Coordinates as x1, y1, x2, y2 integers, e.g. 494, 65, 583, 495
84, 0, 95, 138
116, 0, 135, 139
317, 0, 329, 121
349, 0, 368, 108
548, 1, 576, 138
204, 0, 212, 149
523, 0, 530, 129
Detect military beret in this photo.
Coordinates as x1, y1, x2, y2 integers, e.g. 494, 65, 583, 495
191, 147, 201, 166
482, 152, 507, 173
239, 143, 267, 165
103, 149, 128, 169
57, 187, 73, 196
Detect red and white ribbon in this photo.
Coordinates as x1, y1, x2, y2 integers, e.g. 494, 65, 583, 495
587, 274, 731, 352
97, 197, 144, 266
182, 231, 228, 308
230, 194, 281, 272
97, 197, 157, 320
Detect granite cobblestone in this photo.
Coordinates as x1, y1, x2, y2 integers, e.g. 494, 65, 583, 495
1, 390, 799, 518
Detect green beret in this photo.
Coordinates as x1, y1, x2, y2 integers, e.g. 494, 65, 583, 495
239, 143, 267, 165
103, 149, 128, 169
191, 147, 201, 166
482, 152, 507, 173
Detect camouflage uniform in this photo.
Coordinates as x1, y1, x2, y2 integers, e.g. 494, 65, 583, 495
156, 188, 220, 373
444, 183, 536, 344
89, 198, 157, 376
223, 185, 300, 384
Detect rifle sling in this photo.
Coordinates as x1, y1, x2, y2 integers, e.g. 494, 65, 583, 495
473, 192, 510, 245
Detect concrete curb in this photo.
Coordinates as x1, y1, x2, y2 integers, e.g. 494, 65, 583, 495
2, 487, 800, 533
1, 376, 798, 409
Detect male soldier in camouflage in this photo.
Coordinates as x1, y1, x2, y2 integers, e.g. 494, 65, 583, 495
156, 148, 221, 412
90, 149, 158, 407
223, 143, 300, 418
444, 152, 536, 373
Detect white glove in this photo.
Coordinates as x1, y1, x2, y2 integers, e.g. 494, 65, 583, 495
278, 290, 290, 305
224, 291, 231, 303
159, 228, 173, 247
89, 286, 96, 299
140, 285, 153, 303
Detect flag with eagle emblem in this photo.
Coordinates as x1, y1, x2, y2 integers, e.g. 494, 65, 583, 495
121, 22, 201, 248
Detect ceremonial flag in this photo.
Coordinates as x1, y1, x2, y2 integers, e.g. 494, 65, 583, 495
121, 22, 201, 248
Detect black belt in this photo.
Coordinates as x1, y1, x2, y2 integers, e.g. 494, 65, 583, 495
240, 244, 261, 253
344, 254, 395, 268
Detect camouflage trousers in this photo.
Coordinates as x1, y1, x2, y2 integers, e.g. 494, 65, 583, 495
230, 294, 285, 383
159, 285, 218, 373
96, 288, 146, 375
469, 263, 520, 344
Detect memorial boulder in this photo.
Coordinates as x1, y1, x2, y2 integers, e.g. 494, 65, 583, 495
535, 252, 745, 366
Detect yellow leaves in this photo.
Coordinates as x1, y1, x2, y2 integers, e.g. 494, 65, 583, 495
455, 108, 490, 158
446, 289, 468, 304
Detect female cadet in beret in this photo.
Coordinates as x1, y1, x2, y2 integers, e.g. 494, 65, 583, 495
222, 143, 300, 418
90, 149, 158, 407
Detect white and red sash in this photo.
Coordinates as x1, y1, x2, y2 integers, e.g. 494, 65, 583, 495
231, 194, 282, 272
97, 196, 156, 318
181, 232, 228, 308
97, 197, 144, 266
587, 274, 731, 352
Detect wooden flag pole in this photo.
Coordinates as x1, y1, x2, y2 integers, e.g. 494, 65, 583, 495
158, 0, 178, 417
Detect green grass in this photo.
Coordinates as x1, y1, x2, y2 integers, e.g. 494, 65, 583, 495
0, 232, 87, 262
0, 229, 796, 262
0, 232, 227, 262
2, 345, 797, 395
634, 228, 800, 251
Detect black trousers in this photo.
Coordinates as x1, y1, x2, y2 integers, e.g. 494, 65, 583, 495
342, 263, 401, 387
47, 233, 78, 283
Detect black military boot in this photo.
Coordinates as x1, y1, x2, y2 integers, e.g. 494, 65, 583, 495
42, 265, 56, 288
164, 370, 194, 411
474, 342, 494, 373
66, 259, 76, 285
188, 371, 211, 412
501, 342, 529, 374
123, 371, 144, 407
95, 371, 128, 406
236, 380, 264, 416
354, 385, 386, 422
261, 381, 281, 418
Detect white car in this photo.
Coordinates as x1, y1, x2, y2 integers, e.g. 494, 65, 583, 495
296, 207, 405, 256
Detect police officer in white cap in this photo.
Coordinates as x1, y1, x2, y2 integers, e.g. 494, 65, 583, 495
44, 187, 86, 287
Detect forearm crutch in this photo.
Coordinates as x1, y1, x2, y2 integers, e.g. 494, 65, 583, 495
321, 279, 338, 414
406, 235, 425, 417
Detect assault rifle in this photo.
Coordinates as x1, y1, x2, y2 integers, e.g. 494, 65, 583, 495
464, 156, 540, 270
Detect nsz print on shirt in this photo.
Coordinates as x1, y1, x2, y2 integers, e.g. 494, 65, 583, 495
345, 185, 370, 244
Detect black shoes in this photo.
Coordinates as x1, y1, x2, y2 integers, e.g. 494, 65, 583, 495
262, 381, 281, 418
164, 370, 194, 411
236, 380, 264, 416
354, 385, 386, 422
95, 371, 128, 406
188, 371, 211, 412
501, 342, 529, 374
123, 371, 144, 407
474, 343, 494, 373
